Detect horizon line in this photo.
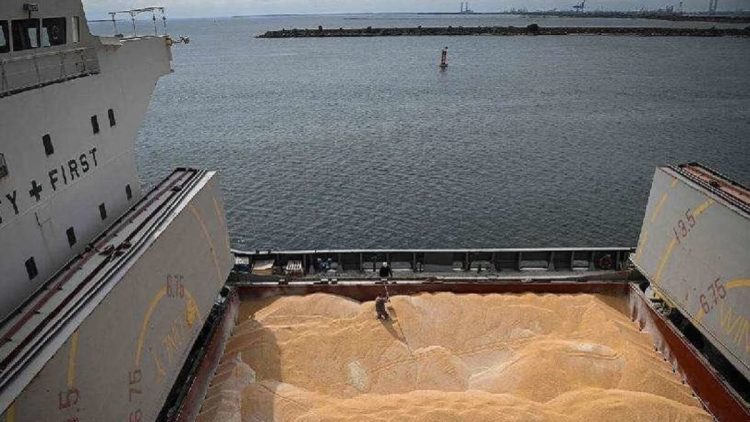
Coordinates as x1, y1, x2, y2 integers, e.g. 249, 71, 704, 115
86, 8, 748, 21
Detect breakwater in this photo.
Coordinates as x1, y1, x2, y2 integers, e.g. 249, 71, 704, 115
257, 25, 750, 38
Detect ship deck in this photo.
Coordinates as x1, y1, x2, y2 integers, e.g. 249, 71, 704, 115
230, 247, 635, 285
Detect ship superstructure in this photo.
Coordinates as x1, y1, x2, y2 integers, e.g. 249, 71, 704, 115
0, 0, 172, 319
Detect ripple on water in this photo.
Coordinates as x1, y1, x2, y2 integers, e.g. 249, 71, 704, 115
129, 17, 750, 249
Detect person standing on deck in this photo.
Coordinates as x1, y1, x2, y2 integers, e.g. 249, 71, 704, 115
379, 262, 393, 279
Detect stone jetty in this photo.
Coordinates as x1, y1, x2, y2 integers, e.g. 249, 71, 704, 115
257, 25, 750, 38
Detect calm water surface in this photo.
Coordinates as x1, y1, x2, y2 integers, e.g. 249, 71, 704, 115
93, 15, 750, 250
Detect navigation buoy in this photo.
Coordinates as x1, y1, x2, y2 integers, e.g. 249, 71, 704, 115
439, 47, 448, 70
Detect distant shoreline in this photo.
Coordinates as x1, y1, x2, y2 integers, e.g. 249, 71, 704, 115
257, 25, 750, 39
491, 11, 750, 24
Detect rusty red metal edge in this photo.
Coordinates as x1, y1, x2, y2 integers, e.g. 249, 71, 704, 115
628, 284, 749, 422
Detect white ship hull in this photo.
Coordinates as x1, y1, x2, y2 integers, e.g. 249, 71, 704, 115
1, 33, 172, 319
1, 2, 233, 419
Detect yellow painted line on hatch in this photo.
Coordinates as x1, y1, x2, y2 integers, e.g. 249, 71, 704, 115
695, 308, 706, 324
650, 192, 669, 223
634, 230, 648, 263
5, 402, 16, 422
150, 348, 167, 384
66, 330, 80, 388
135, 287, 167, 367
654, 238, 678, 285
190, 205, 223, 285
694, 199, 714, 217
727, 279, 750, 290
654, 199, 714, 285
135, 287, 201, 368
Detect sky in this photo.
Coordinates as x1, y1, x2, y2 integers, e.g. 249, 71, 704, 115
81, 0, 750, 19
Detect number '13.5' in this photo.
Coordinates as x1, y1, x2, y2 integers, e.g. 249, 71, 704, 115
673, 208, 696, 244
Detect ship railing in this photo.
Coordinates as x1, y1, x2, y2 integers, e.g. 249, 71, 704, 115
231, 247, 636, 279
107, 7, 168, 38
0, 47, 100, 98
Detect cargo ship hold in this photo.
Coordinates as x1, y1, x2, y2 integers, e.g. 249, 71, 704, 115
0, 1, 748, 421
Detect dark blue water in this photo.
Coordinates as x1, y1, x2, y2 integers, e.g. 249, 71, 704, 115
91, 15, 750, 250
